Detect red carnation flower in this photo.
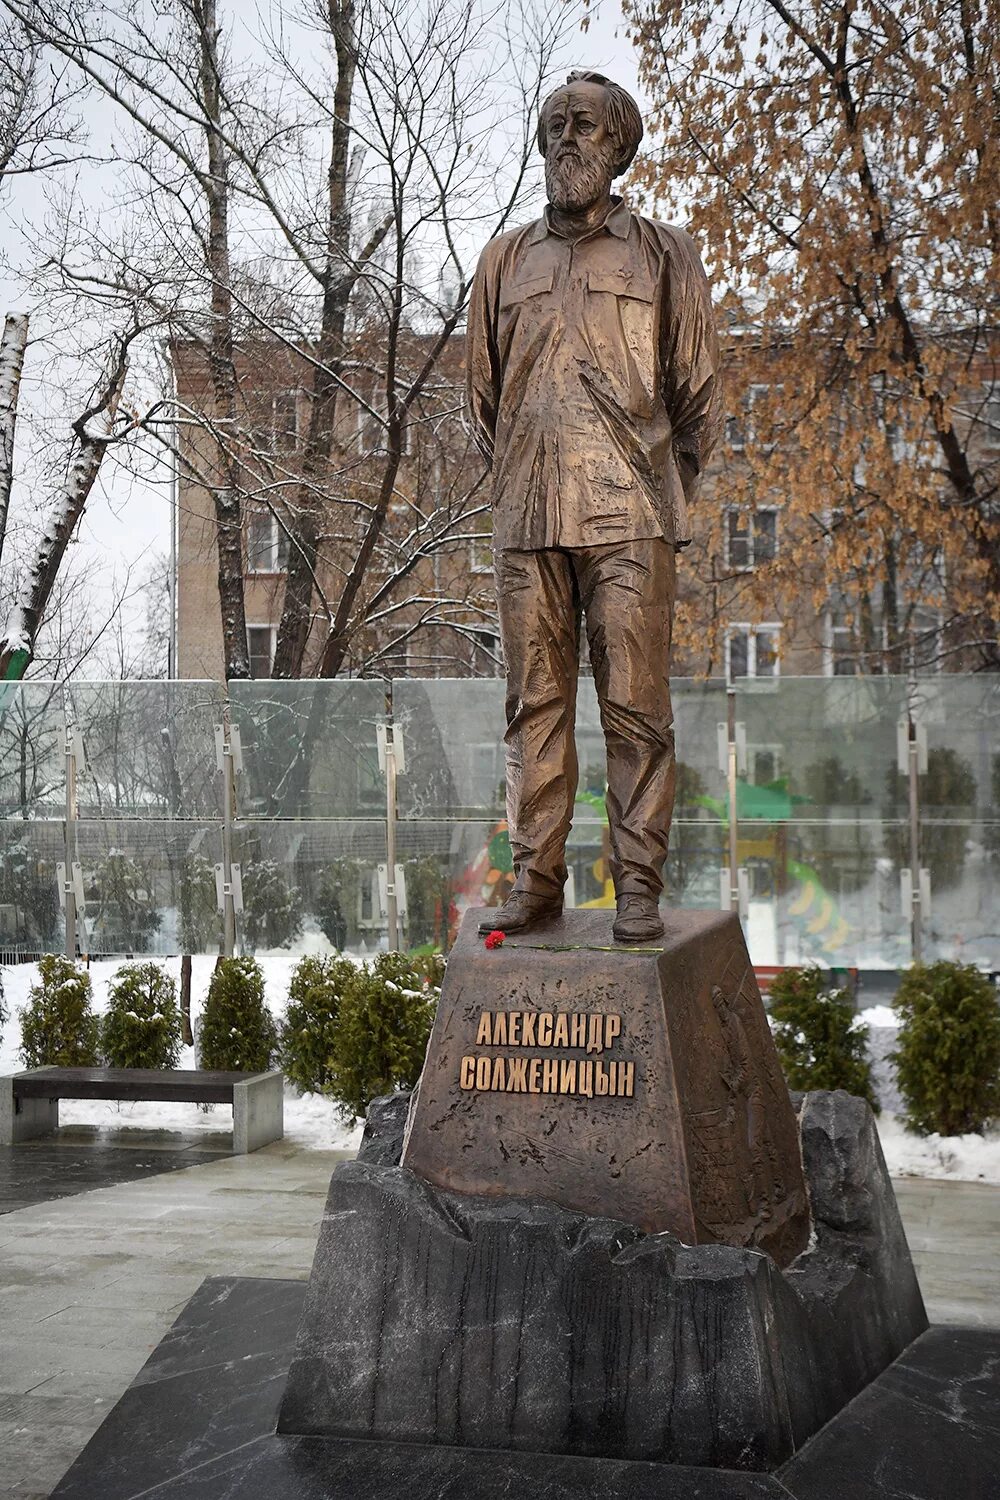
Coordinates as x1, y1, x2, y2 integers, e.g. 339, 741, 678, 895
484, 929, 505, 949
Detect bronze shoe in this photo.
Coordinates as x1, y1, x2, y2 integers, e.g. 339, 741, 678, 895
612, 893, 664, 943
478, 890, 564, 935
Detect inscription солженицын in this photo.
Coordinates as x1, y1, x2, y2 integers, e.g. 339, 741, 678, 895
459, 1010, 636, 1098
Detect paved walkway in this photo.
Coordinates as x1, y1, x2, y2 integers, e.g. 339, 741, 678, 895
0, 1144, 996, 1499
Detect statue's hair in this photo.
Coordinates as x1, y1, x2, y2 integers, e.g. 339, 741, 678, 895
537, 71, 644, 175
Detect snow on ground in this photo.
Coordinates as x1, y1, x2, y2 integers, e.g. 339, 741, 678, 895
2, 959, 999, 1182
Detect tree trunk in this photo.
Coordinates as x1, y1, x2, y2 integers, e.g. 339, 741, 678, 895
193, 0, 250, 680
272, 0, 357, 679
0, 362, 126, 680
180, 953, 193, 1047
0, 312, 28, 570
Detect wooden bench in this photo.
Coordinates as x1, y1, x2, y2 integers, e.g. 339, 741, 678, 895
0, 1067, 284, 1155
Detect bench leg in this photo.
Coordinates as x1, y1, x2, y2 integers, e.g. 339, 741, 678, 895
0, 1077, 59, 1144
232, 1073, 284, 1154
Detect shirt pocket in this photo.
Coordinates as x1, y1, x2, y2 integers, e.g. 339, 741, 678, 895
587, 272, 656, 382
498, 271, 554, 340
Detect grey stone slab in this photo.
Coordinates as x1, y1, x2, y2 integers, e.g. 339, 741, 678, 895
279, 1090, 927, 1470
49, 1274, 1000, 1500
233, 1071, 284, 1153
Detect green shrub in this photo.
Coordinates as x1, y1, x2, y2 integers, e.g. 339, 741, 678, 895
769, 964, 878, 1111
20, 954, 99, 1067
241, 859, 304, 952
100, 962, 182, 1070
326, 952, 439, 1120
892, 962, 1000, 1136
278, 955, 357, 1094
199, 956, 277, 1072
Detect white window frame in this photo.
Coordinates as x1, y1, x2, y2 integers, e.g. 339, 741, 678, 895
724, 622, 781, 681
726, 383, 772, 451
247, 511, 289, 574
470, 535, 493, 574
724, 506, 778, 570
980, 383, 1000, 450
823, 611, 857, 677
270, 390, 299, 452
470, 627, 503, 677
247, 623, 277, 679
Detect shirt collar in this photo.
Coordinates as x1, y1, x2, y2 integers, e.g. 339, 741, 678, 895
527, 195, 632, 245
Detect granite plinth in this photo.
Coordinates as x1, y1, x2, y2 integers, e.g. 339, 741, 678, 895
401, 906, 810, 1265
278, 1089, 927, 1470
51, 1275, 999, 1499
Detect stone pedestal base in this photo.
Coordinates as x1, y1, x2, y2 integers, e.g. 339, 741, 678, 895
277, 1089, 927, 1471
402, 907, 810, 1265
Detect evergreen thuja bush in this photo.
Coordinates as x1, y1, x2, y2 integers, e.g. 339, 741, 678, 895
20, 954, 99, 1067
278, 955, 357, 1095
199, 957, 277, 1073
892, 962, 1000, 1137
326, 952, 439, 1120
100, 962, 182, 1070
769, 964, 878, 1111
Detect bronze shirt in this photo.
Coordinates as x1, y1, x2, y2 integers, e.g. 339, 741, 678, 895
466, 197, 723, 552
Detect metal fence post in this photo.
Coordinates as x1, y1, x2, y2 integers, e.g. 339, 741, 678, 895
898, 711, 928, 963
378, 702, 405, 954
718, 688, 747, 918
214, 711, 243, 957
63, 716, 77, 958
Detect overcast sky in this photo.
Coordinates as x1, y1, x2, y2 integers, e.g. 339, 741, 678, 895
0, 0, 648, 664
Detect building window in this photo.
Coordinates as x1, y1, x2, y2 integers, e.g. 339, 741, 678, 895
470, 535, 492, 574
725, 384, 771, 450
981, 384, 1000, 449
271, 391, 299, 451
247, 512, 289, 573
725, 507, 777, 569
470, 628, 502, 677
247, 624, 276, 678
725, 623, 780, 680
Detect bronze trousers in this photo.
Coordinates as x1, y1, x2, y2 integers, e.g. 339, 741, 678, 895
494, 538, 676, 902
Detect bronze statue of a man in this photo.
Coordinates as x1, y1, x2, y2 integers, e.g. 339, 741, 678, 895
466, 71, 722, 942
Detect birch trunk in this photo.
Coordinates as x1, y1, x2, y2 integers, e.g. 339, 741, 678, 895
0, 365, 125, 680
0, 312, 28, 569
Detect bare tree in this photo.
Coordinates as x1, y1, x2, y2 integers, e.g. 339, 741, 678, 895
4, 0, 568, 678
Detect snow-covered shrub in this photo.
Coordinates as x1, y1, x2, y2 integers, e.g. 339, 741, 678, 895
100, 962, 181, 1070
89, 851, 161, 951
893, 962, 1000, 1136
314, 861, 362, 950
769, 965, 878, 1110
0, 971, 7, 1049
278, 955, 357, 1095
199, 956, 277, 1073
177, 855, 221, 954
20, 954, 99, 1067
240, 858, 304, 952
325, 952, 438, 1120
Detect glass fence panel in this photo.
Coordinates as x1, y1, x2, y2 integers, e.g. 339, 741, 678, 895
230, 680, 385, 820
69, 680, 227, 820
394, 680, 507, 818
232, 819, 388, 956
733, 676, 909, 822
902, 675, 999, 967
395, 677, 730, 821
0, 682, 66, 819
742, 818, 910, 970
0, 817, 65, 953
75, 820, 224, 956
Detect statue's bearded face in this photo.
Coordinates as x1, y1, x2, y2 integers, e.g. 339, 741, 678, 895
542, 82, 620, 212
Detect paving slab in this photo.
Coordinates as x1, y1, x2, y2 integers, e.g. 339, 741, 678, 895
0, 1138, 995, 1497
